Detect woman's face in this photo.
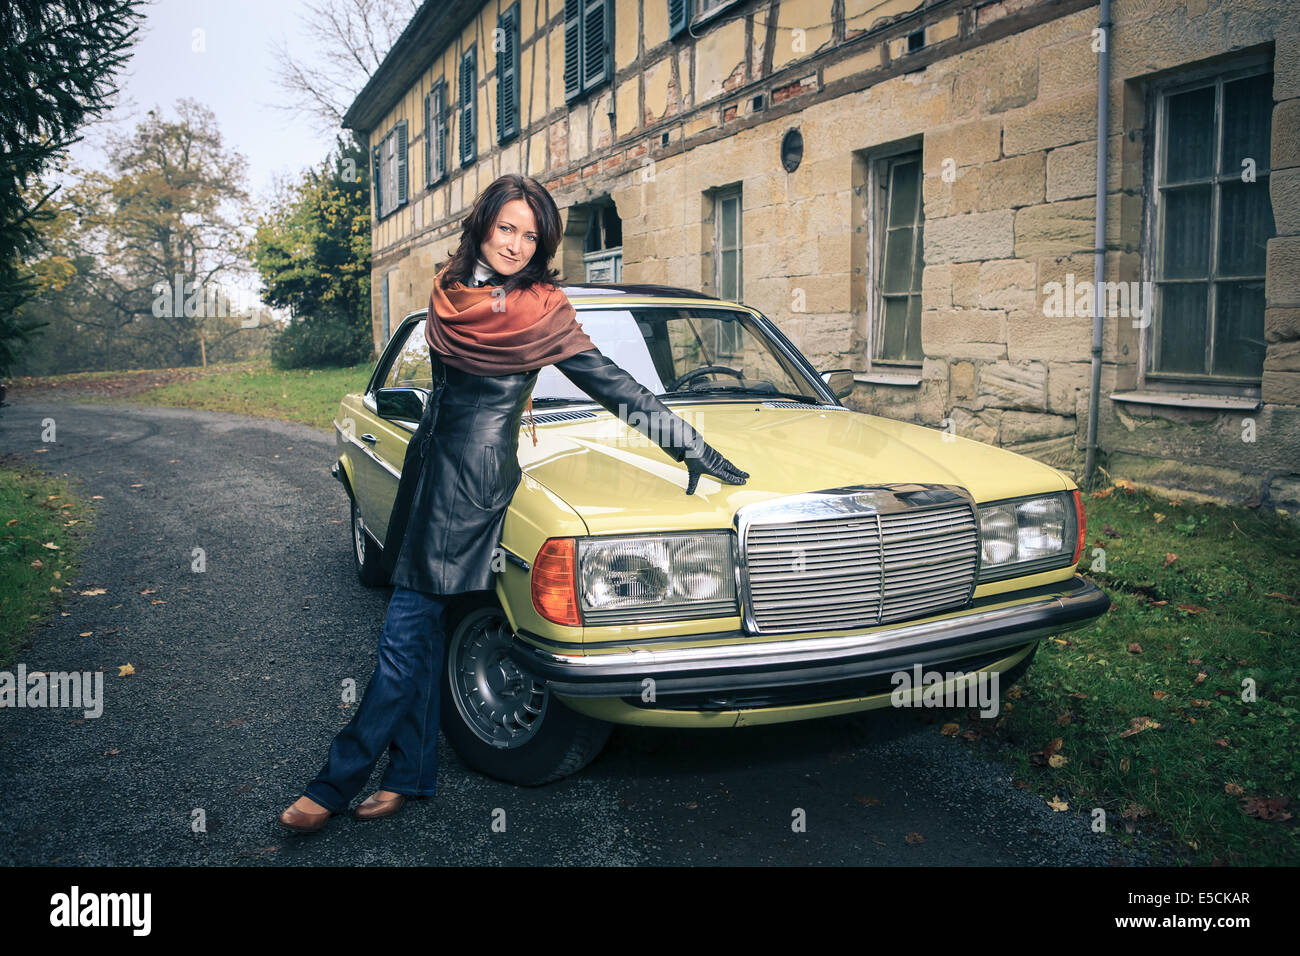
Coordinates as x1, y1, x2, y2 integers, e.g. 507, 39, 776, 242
479, 198, 538, 277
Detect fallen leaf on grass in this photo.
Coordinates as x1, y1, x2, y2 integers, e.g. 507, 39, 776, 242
940, 723, 960, 737
1265, 592, 1297, 603
78, 631, 92, 637
1047, 796, 1069, 812
1194, 672, 1207, 684
904, 832, 924, 845
1152, 690, 1170, 700
1091, 487, 1113, 499
1042, 737, 1064, 758
1214, 739, 1229, 747
1119, 757, 1131, 772
42, 542, 59, 550
1048, 754, 1068, 768
1103, 524, 1120, 538
1162, 552, 1178, 567
1128, 642, 1143, 654
1239, 796, 1292, 822
117, 663, 134, 676
1068, 691, 1088, 699
1178, 604, 1208, 614
80, 588, 106, 596
1153, 512, 1166, 523
1118, 716, 1160, 738
1114, 479, 1136, 493
1224, 782, 1244, 795
1056, 712, 1072, 726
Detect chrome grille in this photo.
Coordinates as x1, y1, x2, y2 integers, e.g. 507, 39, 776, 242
741, 492, 978, 634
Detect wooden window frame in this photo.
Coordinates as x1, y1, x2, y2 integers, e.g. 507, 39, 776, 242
1138, 54, 1273, 393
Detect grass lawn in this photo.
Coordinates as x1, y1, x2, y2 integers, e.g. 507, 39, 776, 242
935, 479, 1299, 865
14, 359, 373, 433
134, 361, 372, 432
0, 459, 97, 667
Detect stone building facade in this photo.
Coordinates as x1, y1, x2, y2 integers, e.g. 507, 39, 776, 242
343, 0, 1300, 508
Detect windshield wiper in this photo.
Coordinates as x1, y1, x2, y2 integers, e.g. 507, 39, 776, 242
659, 386, 826, 403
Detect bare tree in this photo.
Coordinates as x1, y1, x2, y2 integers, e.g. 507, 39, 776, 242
268, 0, 420, 135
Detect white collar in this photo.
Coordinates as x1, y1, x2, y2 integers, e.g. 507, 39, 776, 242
472, 256, 494, 286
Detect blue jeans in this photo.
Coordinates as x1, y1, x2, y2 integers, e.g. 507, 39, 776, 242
304, 586, 449, 813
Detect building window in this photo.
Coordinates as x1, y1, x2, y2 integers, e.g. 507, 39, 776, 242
869, 149, 924, 365
583, 200, 622, 282
459, 45, 477, 166
564, 0, 612, 103
714, 186, 742, 352
496, 4, 520, 143
425, 79, 448, 185
372, 121, 408, 220
1148, 63, 1274, 382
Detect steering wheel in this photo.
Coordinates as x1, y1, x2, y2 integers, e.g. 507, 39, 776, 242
666, 365, 746, 391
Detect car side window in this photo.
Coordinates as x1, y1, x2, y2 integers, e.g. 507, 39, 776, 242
382, 321, 433, 390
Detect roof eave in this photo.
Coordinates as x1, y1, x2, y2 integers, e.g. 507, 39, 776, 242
341, 0, 481, 135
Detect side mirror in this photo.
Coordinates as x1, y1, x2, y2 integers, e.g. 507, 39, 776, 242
375, 387, 427, 422
819, 369, 855, 400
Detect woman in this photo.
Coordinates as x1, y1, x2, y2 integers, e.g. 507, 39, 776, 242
278, 173, 748, 832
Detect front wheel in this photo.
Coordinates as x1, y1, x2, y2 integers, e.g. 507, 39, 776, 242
351, 496, 389, 587
440, 596, 612, 785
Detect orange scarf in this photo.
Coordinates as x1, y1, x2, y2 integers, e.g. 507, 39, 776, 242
425, 266, 595, 445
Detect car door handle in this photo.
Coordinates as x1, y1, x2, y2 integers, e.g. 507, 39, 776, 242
360, 434, 377, 444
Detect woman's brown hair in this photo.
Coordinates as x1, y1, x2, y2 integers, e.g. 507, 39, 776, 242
438, 174, 564, 297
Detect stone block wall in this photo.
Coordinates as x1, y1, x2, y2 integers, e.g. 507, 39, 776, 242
360, 0, 1299, 508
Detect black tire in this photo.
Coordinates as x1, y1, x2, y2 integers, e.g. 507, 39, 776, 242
439, 595, 612, 786
999, 642, 1038, 688
350, 495, 389, 587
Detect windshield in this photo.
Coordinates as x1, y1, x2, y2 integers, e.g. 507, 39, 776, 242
533, 306, 823, 403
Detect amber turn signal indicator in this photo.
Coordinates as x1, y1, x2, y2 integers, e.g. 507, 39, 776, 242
1072, 489, 1086, 566
532, 537, 581, 626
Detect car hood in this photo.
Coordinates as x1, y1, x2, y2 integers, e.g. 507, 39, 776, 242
519, 403, 1070, 535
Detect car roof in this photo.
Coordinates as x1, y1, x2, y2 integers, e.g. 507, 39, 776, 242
400, 283, 741, 323
557, 282, 717, 299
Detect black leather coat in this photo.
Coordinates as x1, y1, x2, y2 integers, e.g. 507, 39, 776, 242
379, 346, 703, 596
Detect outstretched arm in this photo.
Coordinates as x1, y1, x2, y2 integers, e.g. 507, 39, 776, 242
553, 348, 749, 494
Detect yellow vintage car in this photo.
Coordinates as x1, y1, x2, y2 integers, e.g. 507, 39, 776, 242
331, 284, 1109, 785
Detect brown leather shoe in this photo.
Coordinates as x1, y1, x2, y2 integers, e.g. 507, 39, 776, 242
277, 797, 335, 832
353, 790, 408, 820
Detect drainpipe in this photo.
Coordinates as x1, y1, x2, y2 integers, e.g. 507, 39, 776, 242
1084, 0, 1111, 490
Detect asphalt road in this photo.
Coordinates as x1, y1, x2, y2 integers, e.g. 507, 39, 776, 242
0, 397, 1147, 865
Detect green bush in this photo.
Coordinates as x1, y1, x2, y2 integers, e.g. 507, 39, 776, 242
270, 308, 372, 370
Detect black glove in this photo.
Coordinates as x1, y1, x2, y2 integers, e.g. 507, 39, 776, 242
678, 433, 749, 496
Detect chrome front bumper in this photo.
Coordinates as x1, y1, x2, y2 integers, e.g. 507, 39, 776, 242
508, 576, 1109, 698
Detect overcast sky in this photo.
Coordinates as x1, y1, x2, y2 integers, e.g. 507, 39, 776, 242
68, 0, 350, 202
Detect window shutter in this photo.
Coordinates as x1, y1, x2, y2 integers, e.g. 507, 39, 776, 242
668, 0, 688, 39
497, 6, 519, 142
460, 47, 476, 164
582, 0, 609, 90
563, 0, 581, 101
423, 93, 432, 186
433, 81, 446, 181
372, 143, 383, 217
396, 120, 408, 205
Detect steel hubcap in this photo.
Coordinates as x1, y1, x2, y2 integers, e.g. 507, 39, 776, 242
351, 501, 366, 565
450, 608, 548, 748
